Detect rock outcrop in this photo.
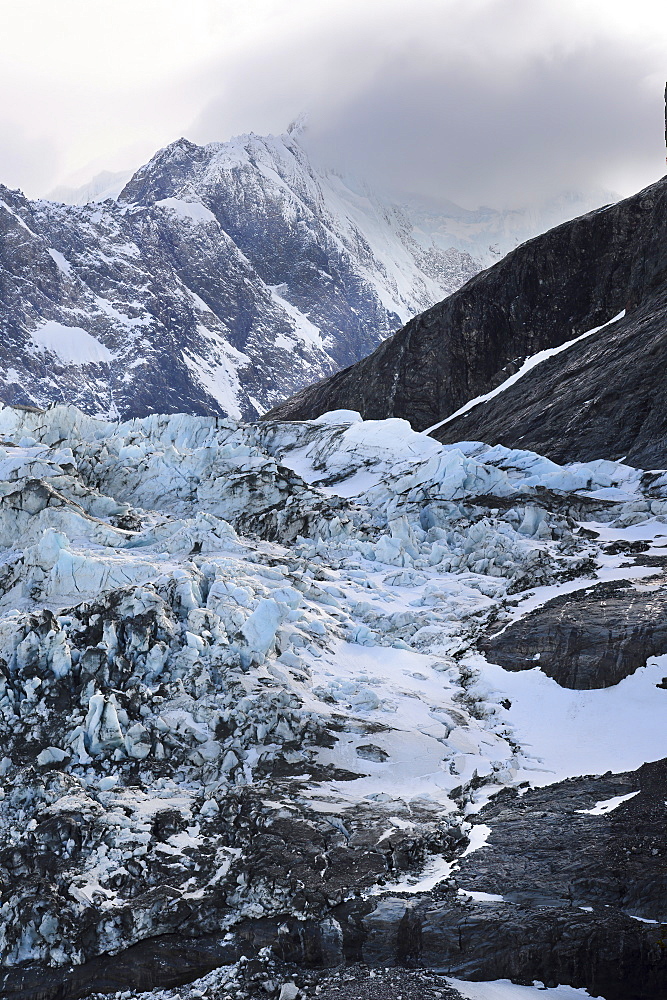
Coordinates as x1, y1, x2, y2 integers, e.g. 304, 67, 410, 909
432, 291, 667, 468
265, 175, 667, 467
480, 579, 667, 688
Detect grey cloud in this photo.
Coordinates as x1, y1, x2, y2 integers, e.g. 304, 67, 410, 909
191, 6, 664, 209
1, 0, 662, 210
0, 122, 60, 195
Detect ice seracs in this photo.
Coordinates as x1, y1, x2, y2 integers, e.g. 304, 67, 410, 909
0, 402, 664, 995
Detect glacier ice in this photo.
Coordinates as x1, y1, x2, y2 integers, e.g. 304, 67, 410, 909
0, 401, 663, 975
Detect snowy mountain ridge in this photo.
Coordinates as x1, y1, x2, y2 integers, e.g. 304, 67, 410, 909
48, 169, 134, 207
0, 129, 479, 421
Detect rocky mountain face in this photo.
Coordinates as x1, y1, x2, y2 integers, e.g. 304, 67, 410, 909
0, 130, 479, 421
266, 175, 667, 467
0, 403, 665, 999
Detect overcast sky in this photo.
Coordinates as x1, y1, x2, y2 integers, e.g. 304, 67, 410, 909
2, 0, 665, 208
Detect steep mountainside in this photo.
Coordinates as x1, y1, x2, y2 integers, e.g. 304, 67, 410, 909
430, 295, 667, 467
266, 175, 667, 465
0, 131, 478, 421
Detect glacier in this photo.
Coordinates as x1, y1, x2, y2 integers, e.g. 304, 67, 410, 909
0, 403, 665, 998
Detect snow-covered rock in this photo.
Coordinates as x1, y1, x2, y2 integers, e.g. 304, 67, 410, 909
0, 131, 479, 421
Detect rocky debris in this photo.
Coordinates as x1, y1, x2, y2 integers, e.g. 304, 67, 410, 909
310, 968, 460, 1000
265, 175, 667, 469
0, 132, 478, 422
480, 579, 667, 688
5, 762, 666, 999
27, 954, 467, 1000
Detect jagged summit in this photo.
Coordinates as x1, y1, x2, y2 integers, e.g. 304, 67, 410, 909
0, 129, 479, 421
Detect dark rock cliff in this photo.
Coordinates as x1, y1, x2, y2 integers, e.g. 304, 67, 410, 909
266, 176, 667, 466
480, 580, 667, 689
432, 288, 667, 467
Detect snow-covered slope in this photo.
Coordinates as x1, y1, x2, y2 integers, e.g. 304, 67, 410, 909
0, 130, 479, 421
47, 169, 134, 206
0, 403, 665, 997
405, 187, 618, 267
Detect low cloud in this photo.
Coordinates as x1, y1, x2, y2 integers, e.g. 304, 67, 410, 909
0, 121, 60, 195
191, 0, 665, 208
1, 0, 664, 207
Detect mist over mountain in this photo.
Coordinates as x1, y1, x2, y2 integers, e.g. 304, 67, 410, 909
48, 169, 134, 206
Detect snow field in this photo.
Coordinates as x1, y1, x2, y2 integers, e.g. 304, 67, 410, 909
447, 981, 598, 1000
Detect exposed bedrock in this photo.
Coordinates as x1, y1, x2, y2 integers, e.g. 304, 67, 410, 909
0, 132, 479, 422
5, 761, 666, 1000
265, 175, 667, 466
480, 580, 667, 688
433, 290, 667, 469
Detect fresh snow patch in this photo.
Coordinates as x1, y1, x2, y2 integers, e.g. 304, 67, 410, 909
446, 980, 600, 999
31, 321, 114, 365
460, 824, 492, 856
472, 653, 667, 785
247, 395, 266, 416
181, 335, 249, 421
47, 248, 72, 276
156, 197, 217, 224
188, 289, 213, 313
370, 852, 456, 895
580, 519, 667, 545
458, 888, 506, 902
268, 284, 325, 351
576, 791, 640, 815
301, 641, 512, 807
95, 296, 150, 328
425, 310, 626, 435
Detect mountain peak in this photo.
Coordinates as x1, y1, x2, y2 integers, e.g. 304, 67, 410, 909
0, 128, 480, 423
118, 136, 206, 203
286, 112, 308, 136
